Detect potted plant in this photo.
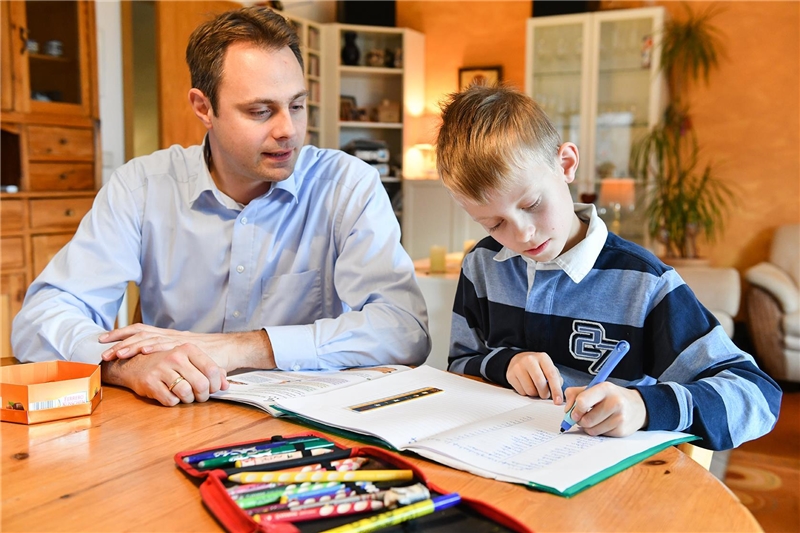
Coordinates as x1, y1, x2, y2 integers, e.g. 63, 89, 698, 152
630, 3, 734, 262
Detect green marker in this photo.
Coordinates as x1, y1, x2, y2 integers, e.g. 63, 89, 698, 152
196, 437, 333, 469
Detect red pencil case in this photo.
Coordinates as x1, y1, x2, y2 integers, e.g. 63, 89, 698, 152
175, 430, 533, 533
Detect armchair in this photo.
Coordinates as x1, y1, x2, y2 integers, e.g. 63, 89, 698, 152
744, 224, 800, 382
676, 266, 740, 339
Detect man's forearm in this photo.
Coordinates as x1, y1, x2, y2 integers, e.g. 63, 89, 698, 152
226, 329, 275, 370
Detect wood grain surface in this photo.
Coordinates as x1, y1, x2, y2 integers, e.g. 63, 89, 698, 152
1, 386, 762, 532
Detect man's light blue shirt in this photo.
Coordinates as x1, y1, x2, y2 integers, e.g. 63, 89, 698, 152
12, 143, 430, 369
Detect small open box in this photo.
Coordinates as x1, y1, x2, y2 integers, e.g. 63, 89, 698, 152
1, 361, 102, 424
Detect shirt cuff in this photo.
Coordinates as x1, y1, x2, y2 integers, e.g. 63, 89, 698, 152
265, 324, 318, 370
73, 333, 108, 364
633, 383, 680, 431
484, 348, 524, 387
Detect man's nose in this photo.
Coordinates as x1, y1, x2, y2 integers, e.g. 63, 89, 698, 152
272, 108, 296, 139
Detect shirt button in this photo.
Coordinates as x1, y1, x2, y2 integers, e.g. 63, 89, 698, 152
236, 265, 245, 273
291, 363, 301, 371
233, 311, 241, 318
241, 217, 248, 225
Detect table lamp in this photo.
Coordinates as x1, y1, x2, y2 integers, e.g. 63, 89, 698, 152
599, 178, 635, 235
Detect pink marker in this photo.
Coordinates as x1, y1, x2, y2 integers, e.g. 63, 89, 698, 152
254, 499, 385, 524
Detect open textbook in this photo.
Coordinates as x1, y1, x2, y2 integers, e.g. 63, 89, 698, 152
273, 365, 696, 497
210, 365, 410, 417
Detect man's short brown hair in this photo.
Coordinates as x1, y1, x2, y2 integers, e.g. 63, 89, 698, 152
186, 6, 303, 113
436, 83, 561, 203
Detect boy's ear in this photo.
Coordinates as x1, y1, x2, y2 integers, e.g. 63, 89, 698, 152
557, 142, 580, 183
188, 88, 215, 130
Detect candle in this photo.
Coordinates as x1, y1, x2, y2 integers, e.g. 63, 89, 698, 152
429, 245, 447, 273
462, 239, 477, 256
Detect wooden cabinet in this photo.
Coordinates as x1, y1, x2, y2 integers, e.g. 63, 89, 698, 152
0, 0, 99, 358
0, 191, 95, 357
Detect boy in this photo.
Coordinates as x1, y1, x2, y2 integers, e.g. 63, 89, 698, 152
436, 84, 780, 450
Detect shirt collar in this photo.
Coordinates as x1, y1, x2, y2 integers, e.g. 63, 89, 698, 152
493, 203, 608, 283
187, 135, 301, 207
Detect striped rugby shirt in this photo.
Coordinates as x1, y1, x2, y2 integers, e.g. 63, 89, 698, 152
448, 204, 781, 450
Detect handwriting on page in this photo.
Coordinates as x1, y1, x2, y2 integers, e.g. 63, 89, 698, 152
420, 411, 604, 471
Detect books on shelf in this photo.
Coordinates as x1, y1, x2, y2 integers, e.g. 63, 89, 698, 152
210, 365, 411, 417
272, 365, 696, 497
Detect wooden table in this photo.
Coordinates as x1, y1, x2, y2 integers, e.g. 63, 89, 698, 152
1, 386, 761, 532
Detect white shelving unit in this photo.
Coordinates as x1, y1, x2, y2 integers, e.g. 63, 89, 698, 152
525, 7, 666, 243
402, 179, 486, 261
285, 14, 325, 146
320, 23, 424, 180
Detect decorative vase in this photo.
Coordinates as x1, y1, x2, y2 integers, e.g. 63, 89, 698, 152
341, 31, 360, 66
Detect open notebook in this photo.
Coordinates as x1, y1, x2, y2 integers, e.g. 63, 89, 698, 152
273, 365, 696, 497
210, 365, 411, 417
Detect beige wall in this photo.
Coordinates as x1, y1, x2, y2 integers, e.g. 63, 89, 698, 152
397, 0, 800, 271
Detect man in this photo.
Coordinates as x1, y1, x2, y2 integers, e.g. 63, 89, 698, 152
12, 6, 430, 406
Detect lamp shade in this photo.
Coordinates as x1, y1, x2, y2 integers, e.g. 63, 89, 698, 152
599, 178, 635, 208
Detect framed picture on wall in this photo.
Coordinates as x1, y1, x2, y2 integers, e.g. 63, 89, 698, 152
458, 66, 503, 90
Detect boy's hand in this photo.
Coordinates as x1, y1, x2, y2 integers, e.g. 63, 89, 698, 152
507, 351, 564, 404
563, 382, 648, 437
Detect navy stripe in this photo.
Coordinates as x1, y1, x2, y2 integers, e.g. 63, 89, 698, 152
473, 235, 502, 253
644, 284, 717, 376
593, 233, 671, 275
635, 383, 681, 431
687, 380, 734, 450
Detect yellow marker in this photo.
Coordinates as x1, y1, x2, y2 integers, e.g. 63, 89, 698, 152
318, 493, 461, 533
229, 469, 414, 485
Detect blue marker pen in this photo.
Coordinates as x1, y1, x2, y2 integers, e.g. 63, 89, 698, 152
560, 340, 630, 433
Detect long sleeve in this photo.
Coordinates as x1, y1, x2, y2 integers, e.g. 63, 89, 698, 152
447, 242, 525, 386
12, 144, 430, 370
632, 272, 782, 450
12, 174, 143, 363
266, 156, 431, 369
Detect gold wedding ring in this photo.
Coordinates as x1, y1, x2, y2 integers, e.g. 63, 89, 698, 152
168, 375, 186, 392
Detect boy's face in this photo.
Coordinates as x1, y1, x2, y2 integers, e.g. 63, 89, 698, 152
454, 143, 584, 262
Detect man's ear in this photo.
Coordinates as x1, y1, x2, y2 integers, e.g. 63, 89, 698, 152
557, 142, 580, 184
188, 88, 214, 130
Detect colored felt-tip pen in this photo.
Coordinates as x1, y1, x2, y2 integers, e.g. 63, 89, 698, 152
317, 493, 461, 533
229, 469, 414, 485
560, 340, 630, 433
197, 438, 334, 469
235, 446, 335, 468
184, 436, 326, 463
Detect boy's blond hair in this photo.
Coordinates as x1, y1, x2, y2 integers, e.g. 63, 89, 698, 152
436, 83, 561, 203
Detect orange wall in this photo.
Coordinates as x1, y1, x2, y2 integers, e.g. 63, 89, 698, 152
397, 0, 800, 270
397, 1, 530, 115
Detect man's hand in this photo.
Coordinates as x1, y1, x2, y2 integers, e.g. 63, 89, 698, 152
507, 351, 564, 404
99, 324, 275, 371
101, 343, 229, 406
563, 382, 648, 437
